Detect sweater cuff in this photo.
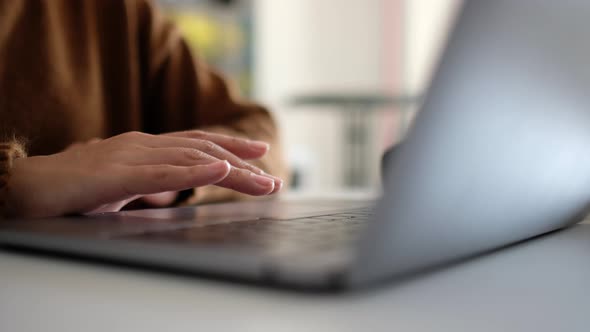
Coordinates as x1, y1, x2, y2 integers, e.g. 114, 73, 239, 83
0, 142, 27, 217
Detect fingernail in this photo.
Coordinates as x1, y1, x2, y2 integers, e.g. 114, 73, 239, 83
252, 174, 275, 189
249, 140, 270, 152
273, 179, 284, 193
259, 173, 283, 188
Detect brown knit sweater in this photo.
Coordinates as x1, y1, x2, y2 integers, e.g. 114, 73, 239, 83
0, 0, 287, 207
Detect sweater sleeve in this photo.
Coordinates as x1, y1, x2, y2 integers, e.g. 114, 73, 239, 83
134, 0, 288, 204
0, 141, 27, 218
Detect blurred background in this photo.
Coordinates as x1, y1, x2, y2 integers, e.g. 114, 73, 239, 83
157, 0, 462, 197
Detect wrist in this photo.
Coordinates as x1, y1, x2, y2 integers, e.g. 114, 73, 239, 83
6, 155, 68, 218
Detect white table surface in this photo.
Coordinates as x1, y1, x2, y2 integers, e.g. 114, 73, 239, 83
1, 221, 589, 332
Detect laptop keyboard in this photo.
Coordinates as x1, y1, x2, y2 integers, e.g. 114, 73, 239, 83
120, 208, 374, 254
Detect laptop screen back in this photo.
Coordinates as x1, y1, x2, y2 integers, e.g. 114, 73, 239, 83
351, 0, 590, 284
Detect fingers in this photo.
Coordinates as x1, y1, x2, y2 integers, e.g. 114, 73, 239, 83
216, 165, 276, 195
163, 130, 269, 160
123, 147, 278, 195
108, 131, 283, 196
135, 141, 265, 175
123, 147, 214, 167
127, 135, 284, 194
117, 161, 231, 196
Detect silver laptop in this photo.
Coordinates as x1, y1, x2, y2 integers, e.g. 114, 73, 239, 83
2, 0, 590, 290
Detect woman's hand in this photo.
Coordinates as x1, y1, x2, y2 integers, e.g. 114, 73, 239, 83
6, 130, 283, 218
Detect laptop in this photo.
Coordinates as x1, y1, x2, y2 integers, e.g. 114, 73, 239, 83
2, 0, 590, 290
